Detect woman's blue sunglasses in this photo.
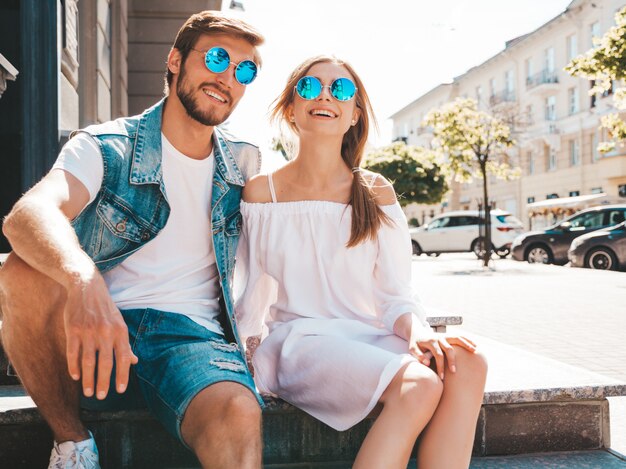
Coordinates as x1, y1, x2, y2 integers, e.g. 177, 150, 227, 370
295, 76, 357, 102
195, 46, 258, 85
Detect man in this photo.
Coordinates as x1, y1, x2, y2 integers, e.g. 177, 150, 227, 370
0, 11, 264, 469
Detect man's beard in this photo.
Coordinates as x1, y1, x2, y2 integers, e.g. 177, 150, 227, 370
176, 64, 234, 126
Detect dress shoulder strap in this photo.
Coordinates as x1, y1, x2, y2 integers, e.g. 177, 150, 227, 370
267, 172, 278, 203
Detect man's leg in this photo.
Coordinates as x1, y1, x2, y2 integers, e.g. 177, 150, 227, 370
181, 382, 263, 469
0, 253, 88, 442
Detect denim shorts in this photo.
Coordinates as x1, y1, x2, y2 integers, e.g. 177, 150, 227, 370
81, 308, 263, 446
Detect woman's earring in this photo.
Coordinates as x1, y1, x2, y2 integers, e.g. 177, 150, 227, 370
351, 119, 357, 125
290, 115, 296, 122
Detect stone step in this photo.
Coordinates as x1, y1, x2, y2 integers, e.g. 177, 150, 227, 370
1, 333, 625, 468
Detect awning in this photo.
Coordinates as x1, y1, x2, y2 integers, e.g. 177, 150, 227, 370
527, 193, 607, 210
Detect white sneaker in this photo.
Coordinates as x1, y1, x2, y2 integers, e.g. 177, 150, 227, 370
48, 431, 100, 469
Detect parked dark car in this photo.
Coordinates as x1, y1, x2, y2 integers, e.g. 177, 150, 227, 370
568, 221, 626, 270
511, 205, 626, 265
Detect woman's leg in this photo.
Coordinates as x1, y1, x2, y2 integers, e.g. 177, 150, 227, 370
353, 362, 443, 469
417, 346, 488, 469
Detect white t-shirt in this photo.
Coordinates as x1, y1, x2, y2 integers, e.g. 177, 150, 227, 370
53, 132, 223, 334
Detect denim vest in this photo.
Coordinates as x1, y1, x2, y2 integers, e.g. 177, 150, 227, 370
70, 99, 261, 351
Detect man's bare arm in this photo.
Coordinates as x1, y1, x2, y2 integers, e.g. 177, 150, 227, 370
2, 169, 138, 399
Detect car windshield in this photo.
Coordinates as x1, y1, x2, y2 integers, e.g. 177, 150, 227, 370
569, 211, 604, 229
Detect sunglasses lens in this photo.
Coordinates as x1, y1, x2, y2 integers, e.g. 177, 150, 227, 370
296, 76, 322, 100
205, 47, 230, 73
331, 78, 356, 101
235, 60, 258, 85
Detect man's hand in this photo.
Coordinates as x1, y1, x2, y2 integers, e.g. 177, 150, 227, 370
64, 274, 138, 400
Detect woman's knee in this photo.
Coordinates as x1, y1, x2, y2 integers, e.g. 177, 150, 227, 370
450, 346, 488, 386
383, 362, 443, 410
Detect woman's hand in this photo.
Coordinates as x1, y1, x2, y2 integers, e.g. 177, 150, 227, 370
393, 312, 477, 381
409, 328, 477, 381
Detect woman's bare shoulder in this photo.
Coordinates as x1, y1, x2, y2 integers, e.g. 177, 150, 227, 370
242, 174, 273, 203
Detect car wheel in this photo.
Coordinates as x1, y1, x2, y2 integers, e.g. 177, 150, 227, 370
471, 238, 494, 259
411, 241, 422, 256
496, 247, 510, 259
586, 247, 618, 271
525, 244, 553, 264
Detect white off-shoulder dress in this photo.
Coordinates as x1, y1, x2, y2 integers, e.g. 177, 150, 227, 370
234, 175, 431, 431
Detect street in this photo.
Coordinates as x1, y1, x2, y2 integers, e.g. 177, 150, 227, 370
411, 252, 626, 455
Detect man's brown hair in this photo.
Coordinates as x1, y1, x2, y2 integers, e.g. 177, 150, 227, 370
165, 10, 264, 93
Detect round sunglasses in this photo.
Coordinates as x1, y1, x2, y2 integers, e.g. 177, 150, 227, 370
193, 46, 258, 85
295, 76, 357, 102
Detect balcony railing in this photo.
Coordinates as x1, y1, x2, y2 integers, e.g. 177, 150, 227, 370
526, 70, 559, 89
489, 90, 516, 106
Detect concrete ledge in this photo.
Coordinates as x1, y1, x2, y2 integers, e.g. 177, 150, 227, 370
2, 333, 625, 467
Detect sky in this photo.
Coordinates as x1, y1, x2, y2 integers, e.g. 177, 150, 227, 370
220, 0, 573, 167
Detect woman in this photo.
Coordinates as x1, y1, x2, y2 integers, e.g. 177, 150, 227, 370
235, 55, 487, 469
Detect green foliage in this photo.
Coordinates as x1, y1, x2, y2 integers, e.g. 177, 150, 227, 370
423, 97, 519, 267
423, 98, 519, 183
271, 137, 289, 160
408, 217, 420, 227
567, 7, 626, 153
364, 141, 448, 207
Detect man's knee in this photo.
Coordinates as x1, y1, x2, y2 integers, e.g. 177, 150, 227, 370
182, 383, 262, 451
0, 253, 65, 322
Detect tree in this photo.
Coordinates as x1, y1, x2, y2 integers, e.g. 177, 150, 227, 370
271, 136, 289, 160
364, 141, 448, 207
424, 98, 519, 266
566, 6, 626, 153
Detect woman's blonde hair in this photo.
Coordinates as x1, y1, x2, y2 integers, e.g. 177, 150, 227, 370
271, 55, 391, 247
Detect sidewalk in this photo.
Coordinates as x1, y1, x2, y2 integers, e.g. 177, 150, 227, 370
411, 253, 626, 458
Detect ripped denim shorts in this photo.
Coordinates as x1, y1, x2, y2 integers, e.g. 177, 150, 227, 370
81, 308, 263, 447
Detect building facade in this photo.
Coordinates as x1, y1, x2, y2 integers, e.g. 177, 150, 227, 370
390, 0, 626, 229
0, 0, 222, 251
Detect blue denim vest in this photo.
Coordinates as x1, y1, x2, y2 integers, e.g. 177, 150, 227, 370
69, 99, 261, 350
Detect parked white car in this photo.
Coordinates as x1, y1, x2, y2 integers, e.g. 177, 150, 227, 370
409, 210, 525, 258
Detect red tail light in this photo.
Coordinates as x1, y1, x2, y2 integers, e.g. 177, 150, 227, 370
497, 227, 514, 232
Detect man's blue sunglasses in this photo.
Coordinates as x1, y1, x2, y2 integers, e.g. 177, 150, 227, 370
295, 76, 357, 102
193, 46, 258, 85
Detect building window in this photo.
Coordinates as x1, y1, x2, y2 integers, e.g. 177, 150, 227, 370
526, 104, 533, 125
568, 87, 579, 114
489, 78, 496, 98
569, 190, 580, 197
476, 85, 483, 103
590, 21, 601, 47
548, 146, 557, 171
505, 69, 515, 98
570, 140, 580, 166
591, 187, 603, 194
590, 80, 597, 108
567, 34, 578, 61
592, 133, 600, 162
545, 95, 556, 121
544, 47, 555, 73
525, 58, 533, 86
527, 196, 535, 204
528, 150, 535, 175
619, 184, 626, 198
546, 193, 559, 199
